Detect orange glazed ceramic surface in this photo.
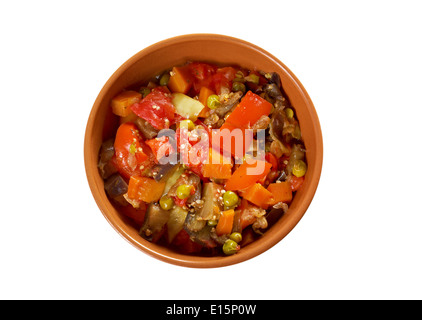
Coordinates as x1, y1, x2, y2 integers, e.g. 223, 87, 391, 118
84, 34, 323, 268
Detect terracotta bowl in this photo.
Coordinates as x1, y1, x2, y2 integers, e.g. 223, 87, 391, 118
84, 34, 323, 268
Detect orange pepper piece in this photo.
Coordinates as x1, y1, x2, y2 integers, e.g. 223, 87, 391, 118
111, 90, 142, 117
198, 86, 214, 118
239, 183, 273, 209
224, 160, 272, 191
267, 182, 293, 205
216, 209, 235, 236
167, 66, 192, 94
202, 148, 232, 179
127, 176, 165, 203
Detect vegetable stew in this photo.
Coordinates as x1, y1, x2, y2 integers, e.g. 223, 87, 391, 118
98, 61, 307, 256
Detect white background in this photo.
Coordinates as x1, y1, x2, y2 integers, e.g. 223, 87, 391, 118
1, 0, 421, 300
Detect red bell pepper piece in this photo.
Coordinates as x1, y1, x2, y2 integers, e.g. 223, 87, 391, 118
223, 90, 272, 129
113, 122, 154, 179
145, 136, 176, 162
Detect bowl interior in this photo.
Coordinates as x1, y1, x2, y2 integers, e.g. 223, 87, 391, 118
84, 34, 323, 268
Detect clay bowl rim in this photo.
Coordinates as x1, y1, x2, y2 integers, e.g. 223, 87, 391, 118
84, 33, 323, 268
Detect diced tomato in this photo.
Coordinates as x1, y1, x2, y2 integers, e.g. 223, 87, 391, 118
130, 86, 175, 130
188, 62, 217, 94
113, 122, 154, 179
171, 62, 238, 96
174, 125, 209, 178
250, 70, 268, 85
211, 67, 237, 95
119, 202, 147, 226
194, 119, 212, 136
145, 136, 176, 162
171, 229, 202, 254
173, 196, 188, 208
265, 152, 279, 171
287, 175, 305, 192
189, 62, 216, 81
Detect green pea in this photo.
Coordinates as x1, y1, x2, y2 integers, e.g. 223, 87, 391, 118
159, 73, 170, 86
139, 87, 151, 98
176, 184, 193, 199
285, 108, 294, 119
207, 220, 218, 227
223, 191, 239, 208
207, 94, 220, 109
232, 81, 246, 94
159, 195, 174, 211
223, 239, 239, 255
245, 73, 259, 84
292, 160, 307, 178
229, 232, 242, 243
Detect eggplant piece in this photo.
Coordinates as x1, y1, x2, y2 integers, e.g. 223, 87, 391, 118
167, 206, 188, 243
187, 174, 201, 204
276, 170, 287, 182
153, 163, 180, 182
184, 221, 217, 248
140, 203, 170, 242
104, 174, 128, 199
166, 172, 201, 202
210, 229, 229, 246
99, 139, 114, 161
184, 212, 206, 232
265, 207, 286, 228
263, 83, 282, 99
265, 72, 292, 107
184, 212, 217, 248
214, 91, 242, 118
162, 165, 185, 195
245, 82, 263, 95
98, 139, 117, 179
266, 72, 281, 88
268, 108, 290, 158
188, 183, 202, 204
196, 182, 223, 220
167, 174, 189, 198
269, 108, 285, 142
135, 117, 158, 139
251, 115, 271, 132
